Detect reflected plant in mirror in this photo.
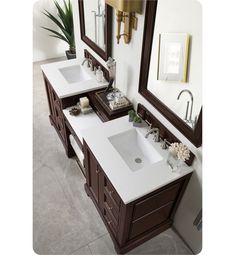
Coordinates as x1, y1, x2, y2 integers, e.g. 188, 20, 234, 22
138, 0, 202, 147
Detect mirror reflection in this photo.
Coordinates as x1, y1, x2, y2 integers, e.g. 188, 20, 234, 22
146, 0, 202, 129
83, 0, 106, 50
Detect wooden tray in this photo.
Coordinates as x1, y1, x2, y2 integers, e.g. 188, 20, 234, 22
95, 90, 133, 117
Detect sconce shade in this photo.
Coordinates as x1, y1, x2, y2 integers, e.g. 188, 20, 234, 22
105, 0, 143, 13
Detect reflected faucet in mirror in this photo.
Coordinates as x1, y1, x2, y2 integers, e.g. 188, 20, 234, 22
177, 89, 197, 128
91, 0, 105, 47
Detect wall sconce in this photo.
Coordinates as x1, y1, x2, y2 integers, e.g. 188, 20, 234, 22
105, 0, 143, 44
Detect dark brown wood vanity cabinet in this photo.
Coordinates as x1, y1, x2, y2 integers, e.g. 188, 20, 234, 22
43, 73, 69, 155
83, 141, 192, 254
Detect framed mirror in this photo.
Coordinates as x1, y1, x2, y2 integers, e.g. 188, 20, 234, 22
78, 0, 112, 61
138, 0, 202, 147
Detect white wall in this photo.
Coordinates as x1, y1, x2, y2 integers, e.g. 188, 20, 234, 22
72, 0, 202, 253
33, 0, 68, 62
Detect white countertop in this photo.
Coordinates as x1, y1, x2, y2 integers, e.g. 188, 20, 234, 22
82, 116, 194, 204
41, 59, 108, 98
63, 107, 103, 144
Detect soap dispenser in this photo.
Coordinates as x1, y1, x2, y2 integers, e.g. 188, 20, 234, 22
96, 66, 103, 82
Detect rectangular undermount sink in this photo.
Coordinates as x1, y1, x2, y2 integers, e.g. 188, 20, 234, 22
59, 65, 92, 84
108, 129, 163, 172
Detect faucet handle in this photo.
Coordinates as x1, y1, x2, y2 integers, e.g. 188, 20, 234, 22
153, 132, 160, 142
88, 58, 93, 69
161, 138, 170, 150
94, 66, 97, 74
145, 120, 152, 130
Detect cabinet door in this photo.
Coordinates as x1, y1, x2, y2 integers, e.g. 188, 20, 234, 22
85, 146, 100, 204
43, 73, 71, 156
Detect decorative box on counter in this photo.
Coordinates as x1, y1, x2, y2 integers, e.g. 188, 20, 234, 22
95, 89, 133, 117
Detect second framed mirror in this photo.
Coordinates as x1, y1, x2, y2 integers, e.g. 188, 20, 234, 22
139, 0, 202, 147
78, 0, 112, 61
138, 0, 202, 147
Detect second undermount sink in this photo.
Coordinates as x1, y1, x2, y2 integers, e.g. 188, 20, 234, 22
59, 65, 92, 84
108, 129, 163, 172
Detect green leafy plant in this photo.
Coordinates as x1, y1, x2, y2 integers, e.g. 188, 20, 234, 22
128, 110, 136, 120
42, 0, 75, 54
133, 116, 142, 123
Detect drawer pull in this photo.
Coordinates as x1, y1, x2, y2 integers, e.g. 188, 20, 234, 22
108, 206, 113, 210
108, 220, 112, 225
109, 190, 114, 196
96, 169, 100, 174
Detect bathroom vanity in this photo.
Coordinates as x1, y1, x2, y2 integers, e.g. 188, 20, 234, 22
41, 56, 194, 254
36, 0, 204, 252
41, 58, 105, 157
84, 143, 191, 253
41, 54, 132, 159
82, 111, 193, 254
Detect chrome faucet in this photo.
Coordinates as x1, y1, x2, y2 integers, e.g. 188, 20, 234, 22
177, 89, 194, 124
145, 128, 160, 142
82, 57, 93, 69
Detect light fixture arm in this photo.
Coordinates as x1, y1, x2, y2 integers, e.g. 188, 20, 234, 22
106, 0, 143, 44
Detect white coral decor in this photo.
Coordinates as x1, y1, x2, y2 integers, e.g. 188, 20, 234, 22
169, 142, 190, 162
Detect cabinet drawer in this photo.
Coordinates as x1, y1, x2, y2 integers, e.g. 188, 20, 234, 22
130, 201, 173, 239
103, 207, 117, 236
104, 177, 121, 208
133, 183, 181, 220
104, 189, 119, 223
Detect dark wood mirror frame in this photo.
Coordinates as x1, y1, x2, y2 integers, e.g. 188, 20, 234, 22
78, 0, 112, 61
138, 0, 202, 148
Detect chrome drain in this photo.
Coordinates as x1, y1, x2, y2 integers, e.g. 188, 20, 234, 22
135, 158, 142, 163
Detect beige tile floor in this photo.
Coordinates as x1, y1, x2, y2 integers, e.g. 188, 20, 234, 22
33, 58, 193, 255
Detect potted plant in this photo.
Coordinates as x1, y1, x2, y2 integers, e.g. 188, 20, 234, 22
42, 0, 76, 59
128, 110, 136, 122
133, 116, 143, 127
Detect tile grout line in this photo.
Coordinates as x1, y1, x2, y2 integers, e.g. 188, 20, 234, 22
45, 163, 78, 212
67, 233, 108, 255
87, 233, 110, 255
87, 245, 93, 255
67, 243, 89, 255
